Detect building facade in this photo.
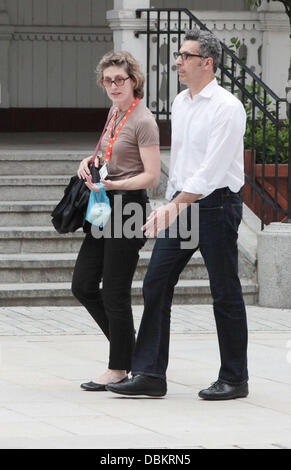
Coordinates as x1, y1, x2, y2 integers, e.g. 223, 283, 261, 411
0, 0, 289, 130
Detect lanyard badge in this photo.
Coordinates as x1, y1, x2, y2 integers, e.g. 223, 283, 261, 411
104, 97, 140, 163
99, 164, 108, 180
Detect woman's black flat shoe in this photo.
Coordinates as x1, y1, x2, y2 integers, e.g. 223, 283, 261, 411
80, 376, 128, 391
80, 381, 106, 391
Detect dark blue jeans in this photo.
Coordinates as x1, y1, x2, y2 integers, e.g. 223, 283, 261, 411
131, 188, 248, 385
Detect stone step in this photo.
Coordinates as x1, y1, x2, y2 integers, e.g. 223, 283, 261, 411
133, 252, 209, 281
0, 226, 255, 279
0, 196, 165, 227
0, 202, 58, 226
0, 226, 85, 253
0, 148, 170, 177
0, 175, 70, 201
0, 279, 258, 307
0, 226, 157, 253
0, 151, 87, 176
0, 251, 208, 284
0, 149, 168, 201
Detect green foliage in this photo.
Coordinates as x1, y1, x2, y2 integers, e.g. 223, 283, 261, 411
243, 87, 289, 164
229, 37, 241, 50
244, 118, 289, 164
217, 36, 290, 164
245, 0, 264, 8
245, 0, 291, 7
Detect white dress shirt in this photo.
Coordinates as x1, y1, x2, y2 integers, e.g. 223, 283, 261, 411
166, 78, 246, 201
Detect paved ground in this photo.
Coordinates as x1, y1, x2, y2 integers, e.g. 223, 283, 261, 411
0, 304, 291, 449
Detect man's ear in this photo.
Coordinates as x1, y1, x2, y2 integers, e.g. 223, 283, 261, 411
205, 57, 213, 71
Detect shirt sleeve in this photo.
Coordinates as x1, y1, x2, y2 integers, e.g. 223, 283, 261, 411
182, 101, 246, 198
165, 96, 178, 200
135, 117, 160, 147
165, 180, 176, 200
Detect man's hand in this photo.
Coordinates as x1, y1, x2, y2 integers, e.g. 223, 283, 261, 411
142, 202, 179, 237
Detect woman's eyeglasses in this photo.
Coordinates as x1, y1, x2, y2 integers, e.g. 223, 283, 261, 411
101, 76, 130, 88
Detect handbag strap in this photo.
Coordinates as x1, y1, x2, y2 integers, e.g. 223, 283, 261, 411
89, 107, 116, 167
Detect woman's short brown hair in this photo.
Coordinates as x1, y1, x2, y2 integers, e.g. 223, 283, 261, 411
96, 51, 145, 99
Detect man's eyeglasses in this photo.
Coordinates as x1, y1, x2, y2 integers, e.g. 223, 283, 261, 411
173, 52, 205, 61
101, 76, 130, 88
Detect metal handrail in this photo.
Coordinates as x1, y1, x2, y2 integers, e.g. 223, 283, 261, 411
135, 7, 290, 228
136, 8, 282, 101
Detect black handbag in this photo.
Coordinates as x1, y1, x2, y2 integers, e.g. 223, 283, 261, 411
51, 165, 100, 234
51, 108, 114, 234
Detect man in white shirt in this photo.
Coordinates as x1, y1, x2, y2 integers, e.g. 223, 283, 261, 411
107, 29, 249, 400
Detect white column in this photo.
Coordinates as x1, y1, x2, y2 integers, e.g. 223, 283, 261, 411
0, 0, 13, 107
257, 0, 290, 99
106, 0, 150, 99
258, 223, 291, 308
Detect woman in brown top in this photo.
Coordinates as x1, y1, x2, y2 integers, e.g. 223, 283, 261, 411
72, 51, 160, 390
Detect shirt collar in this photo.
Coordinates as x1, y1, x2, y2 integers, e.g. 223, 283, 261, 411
184, 78, 218, 102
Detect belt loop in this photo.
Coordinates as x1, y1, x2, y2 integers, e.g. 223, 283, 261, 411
225, 187, 231, 197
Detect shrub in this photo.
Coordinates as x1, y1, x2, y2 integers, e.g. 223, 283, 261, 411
217, 37, 289, 163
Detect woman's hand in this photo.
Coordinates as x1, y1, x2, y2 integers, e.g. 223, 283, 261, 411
84, 174, 100, 192
100, 179, 119, 191
77, 156, 99, 180
85, 174, 120, 192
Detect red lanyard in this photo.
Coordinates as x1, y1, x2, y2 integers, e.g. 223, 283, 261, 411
104, 97, 140, 162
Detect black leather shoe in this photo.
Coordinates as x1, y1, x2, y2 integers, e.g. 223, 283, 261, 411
80, 376, 128, 391
198, 380, 249, 400
105, 374, 167, 397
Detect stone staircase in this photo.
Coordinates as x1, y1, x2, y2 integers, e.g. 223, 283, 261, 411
0, 144, 259, 306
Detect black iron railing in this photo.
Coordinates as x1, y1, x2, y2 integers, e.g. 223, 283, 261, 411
135, 8, 291, 229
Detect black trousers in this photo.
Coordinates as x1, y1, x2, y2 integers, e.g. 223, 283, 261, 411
72, 191, 148, 371
132, 188, 248, 384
